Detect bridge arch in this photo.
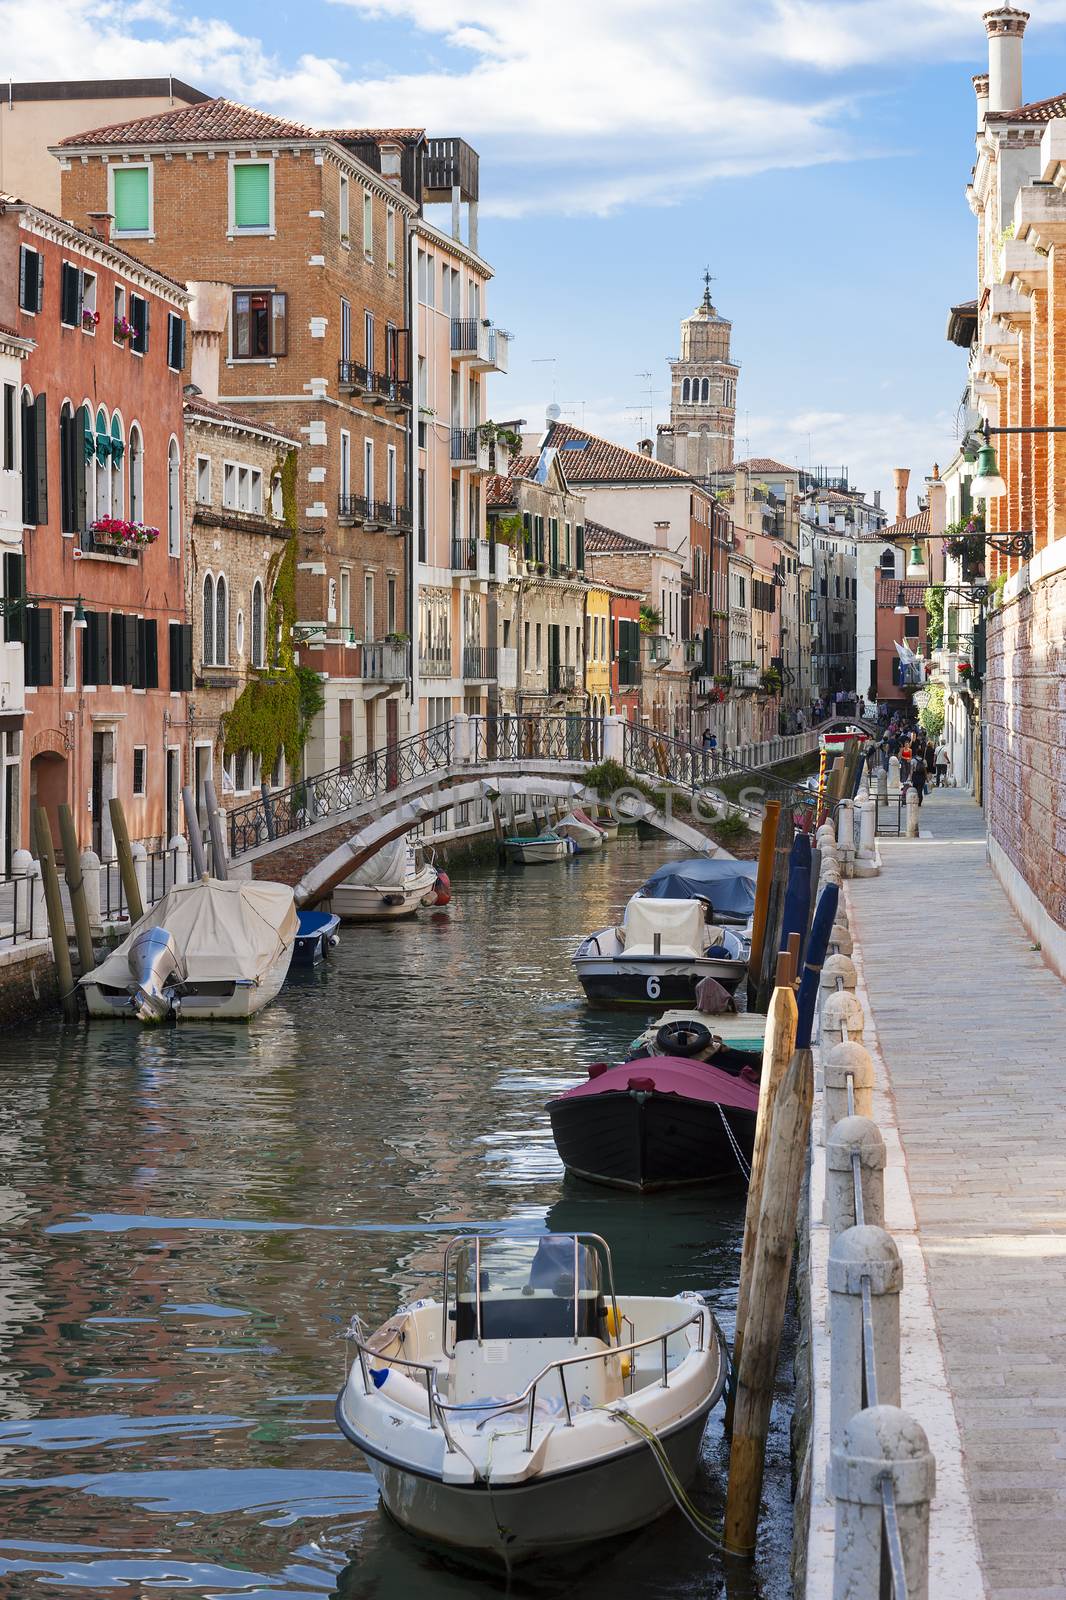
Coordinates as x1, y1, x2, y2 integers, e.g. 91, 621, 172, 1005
814, 715, 879, 738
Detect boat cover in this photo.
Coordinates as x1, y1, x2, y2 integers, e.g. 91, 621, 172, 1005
83, 878, 297, 988
640, 858, 757, 919
622, 896, 705, 957
553, 1056, 760, 1111
342, 835, 409, 888
556, 810, 603, 845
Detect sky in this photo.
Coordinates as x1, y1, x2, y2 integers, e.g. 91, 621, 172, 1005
7, 0, 1066, 507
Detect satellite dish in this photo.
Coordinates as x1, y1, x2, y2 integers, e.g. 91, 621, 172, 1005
545, 402, 562, 421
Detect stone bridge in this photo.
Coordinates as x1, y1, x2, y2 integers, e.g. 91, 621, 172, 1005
222, 714, 819, 906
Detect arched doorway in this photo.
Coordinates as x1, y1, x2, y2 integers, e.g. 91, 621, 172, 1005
29, 751, 68, 854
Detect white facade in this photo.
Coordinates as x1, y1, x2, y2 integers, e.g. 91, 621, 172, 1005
0, 331, 32, 870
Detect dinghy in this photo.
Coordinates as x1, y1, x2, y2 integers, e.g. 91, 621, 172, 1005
573, 896, 749, 1007
291, 908, 341, 967
503, 826, 570, 865
331, 838, 443, 921
336, 1232, 727, 1561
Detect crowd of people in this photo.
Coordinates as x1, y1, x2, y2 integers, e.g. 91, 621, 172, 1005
864, 715, 951, 806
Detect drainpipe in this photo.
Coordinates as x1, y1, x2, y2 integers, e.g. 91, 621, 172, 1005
409, 219, 420, 731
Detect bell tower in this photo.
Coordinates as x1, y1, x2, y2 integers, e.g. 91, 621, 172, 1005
656, 270, 739, 480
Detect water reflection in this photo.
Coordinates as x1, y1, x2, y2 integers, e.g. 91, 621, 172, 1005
0, 835, 792, 1597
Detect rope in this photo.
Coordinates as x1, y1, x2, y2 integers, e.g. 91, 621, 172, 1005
612, 1407, 725, 1549
717, 1103, 752, 1183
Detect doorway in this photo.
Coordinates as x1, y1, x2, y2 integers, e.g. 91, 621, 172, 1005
89, 732, 114, 858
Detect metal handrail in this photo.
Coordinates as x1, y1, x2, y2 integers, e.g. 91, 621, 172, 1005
440, 1231, 621, 1358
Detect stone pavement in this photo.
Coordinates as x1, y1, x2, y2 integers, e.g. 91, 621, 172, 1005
848, 788, 1066, 1600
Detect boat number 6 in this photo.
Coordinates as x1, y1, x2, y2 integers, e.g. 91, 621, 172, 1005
646, 977, 661, 999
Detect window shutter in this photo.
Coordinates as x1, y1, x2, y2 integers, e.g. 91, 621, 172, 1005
138, 618, 158, 689
26, 606, 53, 687
576, 524, 585, 571
167, 313, 186, 371
20, 397, 37, 525
113, 166, 149, 232
61, 262, 80, 326
18, 247, 27, 312
233, 163, 270, 228
169, 621, 192, 691
3, 552, 25, 644
33, 394, 47, 525
74, 405, 89, 532
110, 613, 126, 685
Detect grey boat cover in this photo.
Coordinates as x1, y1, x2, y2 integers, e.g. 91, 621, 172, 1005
640, 858, 757, 920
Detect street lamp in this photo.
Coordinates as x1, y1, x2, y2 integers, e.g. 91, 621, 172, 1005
970, 435, 1007, 502
893, 585, 910, 615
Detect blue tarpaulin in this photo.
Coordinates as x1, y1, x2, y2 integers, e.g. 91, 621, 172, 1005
639, 858, 757, 921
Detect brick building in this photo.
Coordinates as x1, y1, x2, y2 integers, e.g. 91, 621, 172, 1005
53, 99, 420, 776
0, 195, 189, 858
182, 395, 301, 819
583, 520, 686, 733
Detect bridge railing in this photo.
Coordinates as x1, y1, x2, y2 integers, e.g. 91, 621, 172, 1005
622, 723, 816, 809
469, 714, 603, 765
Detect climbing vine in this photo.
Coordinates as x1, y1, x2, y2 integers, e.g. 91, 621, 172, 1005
219, 448, 325, 775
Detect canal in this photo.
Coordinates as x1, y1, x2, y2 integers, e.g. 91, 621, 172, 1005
0, 832, 793, 1598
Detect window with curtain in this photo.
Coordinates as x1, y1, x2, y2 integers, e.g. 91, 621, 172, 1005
215, 575, 228, 664
232, 290, 287, 359
202, 574, 215, 666
113, 167, 150, 234
93, 407, 110, 520
251, 580, 264, 667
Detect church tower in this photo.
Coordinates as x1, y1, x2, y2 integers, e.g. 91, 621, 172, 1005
656, 271, 739, 480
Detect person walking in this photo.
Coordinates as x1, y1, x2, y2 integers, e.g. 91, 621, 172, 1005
910, 751, 928, 806
934, 740, 950, 787
899, 735, 912, 783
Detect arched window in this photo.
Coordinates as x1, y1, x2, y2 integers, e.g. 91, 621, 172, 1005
110, 415, 124, 517
250, 579, 264, 668
235, 609, 245, 658
128, 424, 143, 523
681, 378, 690, 403
215, 574, 228, 665
700, 377, 709, 403
93, 406, 110, 520
167, 437, 181, 556
880, 547, 896, 572
202, 574, 215, 665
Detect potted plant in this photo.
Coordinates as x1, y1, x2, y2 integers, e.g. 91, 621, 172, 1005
82, 307, 100, 331
89, 516, 160, 547
383, 630, 410, 645
114, 315, 134, 342
639, 604, 663, 635
759, 666, 783, 695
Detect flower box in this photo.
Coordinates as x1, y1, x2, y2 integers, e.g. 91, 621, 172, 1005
88, 517, 161, 548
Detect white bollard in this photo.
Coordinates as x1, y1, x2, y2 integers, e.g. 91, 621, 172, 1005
27, 858, 48, 940
829, 923, 854, 956
821, 953, 857, 991
817, 823, 836, 849
821, 989, 865, 1048
79, 849, 102, 930
858, 798, 877, 857
603, 714, 624, 764
453, 711, 472, 764
887, 755, 901, 793
905, 788, 920, 839
836, 799, 854, 850
826, 1115, 886, 1236
876, 765, 888, 802
828, 1226, 902, 1456
131, 841, 149, 908
823, 1041, 876, 1137
170, 834, 190, 886
831, 1406, 934, 1600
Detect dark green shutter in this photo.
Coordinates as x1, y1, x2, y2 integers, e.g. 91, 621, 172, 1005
25, 607, 52, 687
60, 262, 81, 326
3, 553, 24, 644
576, 524, 585, 571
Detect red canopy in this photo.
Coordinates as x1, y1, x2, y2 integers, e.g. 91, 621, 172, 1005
555, 1056, 759, 1113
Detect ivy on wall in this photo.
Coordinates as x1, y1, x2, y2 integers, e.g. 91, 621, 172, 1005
219, 448, 325, 776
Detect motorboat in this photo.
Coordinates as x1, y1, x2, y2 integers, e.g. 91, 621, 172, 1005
81, 877, 297, 1023
627, 1008, 766, 1071
547, 1056, 759, 1191
639, 857, 757, 927
336, 1233, 727, 1562
554, 808, 604, 853
503, 827, 571, 865
572, 896, 749, 1008
331, 838, 447, 922
291, 908, 341, 967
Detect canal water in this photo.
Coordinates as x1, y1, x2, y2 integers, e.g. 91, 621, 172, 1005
0, 832, 793, 1599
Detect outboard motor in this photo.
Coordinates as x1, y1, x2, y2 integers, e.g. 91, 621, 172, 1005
127, 926, 186, 1024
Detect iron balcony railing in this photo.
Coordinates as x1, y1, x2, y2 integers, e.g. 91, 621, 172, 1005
338, 359, 371, 391
451, 535, 478, 572
549, 662, 577, 694
419, 649, 452, 679
339, 496, 412, 532
370, 371, 412, 407
338, 493, 371, 522
450, 317, 480, 355
462, 645, 497, 681
450, 426, 479, 466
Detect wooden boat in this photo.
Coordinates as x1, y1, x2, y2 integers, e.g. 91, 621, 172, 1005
504, 827, 571, 865
81, 878, 297, 1023
332, 839, 443, 921
573, 896, 749, 1007
292, 908, 341, 967
336, 1233, 727, 1562
547, 1056, 758, 1191
554, 808, 605, 852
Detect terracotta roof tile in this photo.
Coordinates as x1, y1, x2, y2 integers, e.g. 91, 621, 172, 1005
583, 520, 655, 554
184, 395, 299, 446
56, 97, 317, 148
0, 192, 188, 293
986, 89, 1066, 124
728, 456, 800, 474
485, 474, 516, 508
322, 127, 425, 142
544, 422, 693, 484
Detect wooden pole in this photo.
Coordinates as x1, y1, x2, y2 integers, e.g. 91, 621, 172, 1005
108, 797, 145, 924
33, 808, 78, 1020
747, 799, 780, 982
57, 803, 94, 976
724, 882, 839, 1557
725, 972, 799, 1432
181, 786, 208, 879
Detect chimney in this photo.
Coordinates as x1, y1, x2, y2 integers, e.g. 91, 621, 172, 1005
653, 519, 670, 548
925, 466, 947, 537
893, 467, 910, 525
638, 438, 653, 457
378, 140, 404, 191
185, 281, 232, 404
873, 489, 882, 509
87, 211, 113, 242
973, 72, 990, 131
984, 6, 1029, 114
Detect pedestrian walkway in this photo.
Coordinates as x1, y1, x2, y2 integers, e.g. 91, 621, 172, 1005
848, 789, 1066, 1599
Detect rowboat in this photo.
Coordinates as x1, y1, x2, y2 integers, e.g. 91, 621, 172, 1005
504, 827, 571, 865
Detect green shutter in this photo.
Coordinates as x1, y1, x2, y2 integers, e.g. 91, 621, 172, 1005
233, 163, 271, 228
113, 167, 150, 232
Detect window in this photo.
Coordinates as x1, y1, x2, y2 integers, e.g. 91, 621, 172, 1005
340, 430, 351, 497
523, 620, 530, 667
232, 290, 286, 359
215, 574, 228, 664
92, 406, 110, 520
113, 284, 126, 346
2, 385, 14, 472
417, 355, 428, 409
364, 438, 373, 501
196, 456, 211, 504
903, 616, 920, 639
363, 189, 373, 256
386, 322, 398, 379
234, 749, 249, 792
81, 610, 108, 686
386, 208, 396, 272
387, 574, 397, 634
202, 574, 215, 665
167, 438, 180, 557
132, 746, 147, 795
251, 580, 265, 667
365, 310, 374, 368
386, 445, 397, 513
249, 469, 263, 515
62, 607, 76, 689
339, 569, 351, 631
223, 462, 237, 509
339, 174, 350, 243
364, 573, 374, 642
231, 160, 272, 232
169, 621, 193, 691
238, 465, 250, 511
536, 623, 542, 669
340, 298, 351, 362
113, 165, 151, 234
128, 423, 142, 523
235, 609, 245, 658
682, 378, 690, 402
18, 246, 43, 314
60, 263, 81, 327
167, 313, 186, 371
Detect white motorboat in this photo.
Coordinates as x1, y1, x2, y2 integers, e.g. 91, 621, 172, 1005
503, 827, 571, 865
331, 838, 445, 922
81, 877, 297, 1023
573, 896, 749, 1008
336, 1233, 727, 1563
554, 808, 605, 853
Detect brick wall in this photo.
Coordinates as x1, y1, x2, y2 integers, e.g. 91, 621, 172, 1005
984, 573, 1066, 932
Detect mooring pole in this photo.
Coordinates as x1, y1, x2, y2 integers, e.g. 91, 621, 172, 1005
108, 797, 144, 924
181, 786, 209, 879
748, 799, 780, 985
57, 804, 94, 975
33, 808, 77, 1020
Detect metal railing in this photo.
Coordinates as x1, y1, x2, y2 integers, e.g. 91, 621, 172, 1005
462, 645, 497, 680
450, 535, 477, 572
100, 842, 187, 923
338, 495, 412, 532
419, 649, 452, 679
622, 722, 816, 808
0, 870, 40, 948
369, 371, 412, 406
338, 493, 371, 522
449, 317, 480, 355
549, 662, 577, 694
450, 426, 480, 466
469, 714, 600, 764
337, 359, 371, 391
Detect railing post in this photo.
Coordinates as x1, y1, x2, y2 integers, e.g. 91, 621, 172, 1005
131, 841, 149, 913
825, 1116, 886, 1237
602, 712, 624, 765
876, 764, 888, 802
828, 1225, 902, 1457
822, 1041, 875, 1138
831, 1406, 934, 1600
905, 787, 920, 839
170, 834, 189, 886
453, 711, 472, 764
260, 780, 276, 841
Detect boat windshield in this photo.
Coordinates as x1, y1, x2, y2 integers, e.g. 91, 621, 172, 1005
449, 1235, 608, 1344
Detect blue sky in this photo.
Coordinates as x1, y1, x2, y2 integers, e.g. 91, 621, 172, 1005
8, 0, 1066, 505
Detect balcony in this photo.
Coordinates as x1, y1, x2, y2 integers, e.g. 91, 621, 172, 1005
360, 640, 409, 682
338, 359, 371, 394
463, 645, 498, 681
339, 496, 412, 533
450, 536, 491, 578
643, 634, 671, 667
419, 649, 452, 679
423, 137, 479, 204
0, 640, 25, 714
450, 426, 491, 473
549, 662, 577, 695
683, 638, 704, 669
367, 371, 413, 412
732, 664, 761, 690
